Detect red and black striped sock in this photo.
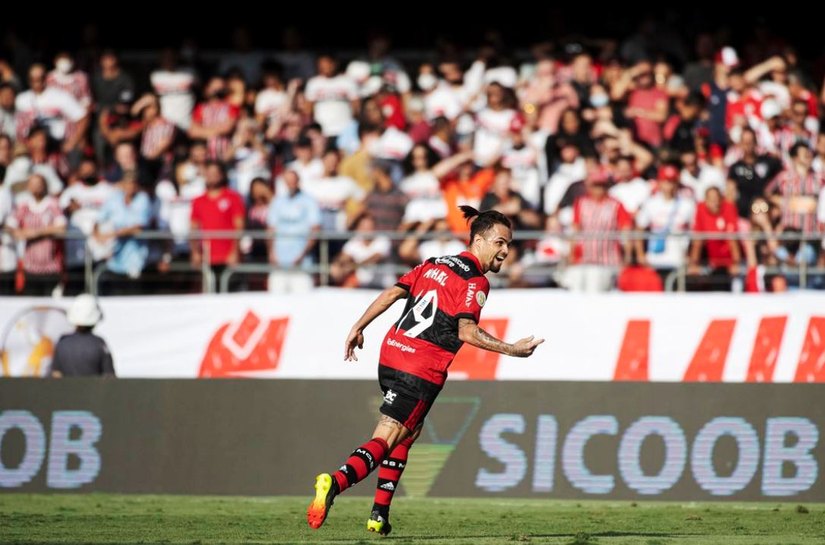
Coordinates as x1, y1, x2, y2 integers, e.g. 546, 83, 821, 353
332, 437, 389, 494
372, 435, 415, 517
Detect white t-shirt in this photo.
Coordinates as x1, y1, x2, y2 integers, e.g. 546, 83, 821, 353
502, 144, 540, 209
636, 194, 695, 268
59, 181, 115, 234
609, 178, 651, 215
399, 171, 448, 223
342, 235, 391, 286
155, 178, 206, 243
680, 165, 726, 203
543, 158, 587, 215
369, 127, 414, 161
255, 88, 289, 124
279, 158, 324, 195
305, 75, 358, 136
230, 146, 270, 198
151, 69, 196, 130
3, 157, 64, 195
302, 175, 364, 231
15, 88, 85, 140
473, 108, 517, 166
424, 82, 465, 121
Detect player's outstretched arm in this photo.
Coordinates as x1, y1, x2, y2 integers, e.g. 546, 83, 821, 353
344, 285, 409, 361
458, 318, 544, 357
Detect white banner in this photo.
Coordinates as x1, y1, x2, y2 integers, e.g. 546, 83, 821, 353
2, 289, 824, 382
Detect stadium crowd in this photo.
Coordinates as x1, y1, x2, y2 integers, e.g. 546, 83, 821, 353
1, 26, 825, 295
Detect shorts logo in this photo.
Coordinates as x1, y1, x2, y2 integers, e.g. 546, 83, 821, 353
380, 481, 395, 491
384, 389, 397, 405
476, 291, 486, 307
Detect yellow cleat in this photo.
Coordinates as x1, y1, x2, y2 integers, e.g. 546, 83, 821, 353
366, 510, 392, 536
306, 473, 335, 529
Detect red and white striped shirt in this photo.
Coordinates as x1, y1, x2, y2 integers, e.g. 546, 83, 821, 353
765, 166, 823, 232
572, 196, 632, 266
141, 117, 176, 159
7, 195, 66, 274
192, 101, 239, 161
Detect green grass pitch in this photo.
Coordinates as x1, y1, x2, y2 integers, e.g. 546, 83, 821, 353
1, 494, 823, 544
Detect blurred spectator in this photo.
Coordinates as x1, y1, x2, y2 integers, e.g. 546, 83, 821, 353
679, 149, 725, 203
266, 169, 320, 293
134, 94, 176, 186
226, 118, 270, 198
0, 133, 12, 180
282, 135, 323, 193
46, 52, 91, 111
92, 50, 135, 111
544, 108, 595, 174
663, 92, 706, 152
330, 213, 391, 288
7, 174, 66, 296
255, 63, 296, 136
303, 148, 363, 232
399, 143, 452, 224
480, 165, 541, 232
51, 294, 114, 377
190, 161, 245, 275
188, 76, 240, 161
399, 217, 465, 265
563, 168, 633, 292
502, 120, 541, 209
15, 64, 88, 158
60, 157, 114, 266
150, 49, 197, 131
543, 142, 587, 217
636, 165, 695, 272
98, 89, 141, 167
609, 155, 651, 217
766, 142, 822, 233
94, 172, 152, 286
0, 184, 14, 293
305, 54, 359, 137
363, 162, 408, 232
521, 59, 579, 134
0, 83, 15, 139
727, 127, 782, 218
441, 152, 495, 234
473, 82, 520, 166
241, 177, 272, 264
103, 142, 151, 189
340, 124, 382, 192
156, 142, 207, 257
614, 60, 668, 149
688, 186, 741, 277
2, 126, 64, 195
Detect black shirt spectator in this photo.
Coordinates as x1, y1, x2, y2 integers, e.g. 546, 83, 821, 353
51, 294, 115, 377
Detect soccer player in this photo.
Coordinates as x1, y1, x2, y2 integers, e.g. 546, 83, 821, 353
307, 206, 544, 534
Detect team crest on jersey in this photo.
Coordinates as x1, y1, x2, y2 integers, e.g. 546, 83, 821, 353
476, 291, 486, 307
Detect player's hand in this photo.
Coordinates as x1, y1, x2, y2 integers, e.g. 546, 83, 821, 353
511, 335, 545, 357
344, 329, 364, 362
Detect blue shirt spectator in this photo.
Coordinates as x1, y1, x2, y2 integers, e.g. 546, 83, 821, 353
96, 176, 152, 278
267, 170, 321, 268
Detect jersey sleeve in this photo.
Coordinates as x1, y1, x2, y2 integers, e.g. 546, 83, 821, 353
396, 261, 427, 291
455, 276, 490, 323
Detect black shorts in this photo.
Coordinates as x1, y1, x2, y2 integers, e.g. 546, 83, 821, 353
378, 365, 442, 431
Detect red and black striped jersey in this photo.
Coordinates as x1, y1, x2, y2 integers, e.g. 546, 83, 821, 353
380, 251, 489, 386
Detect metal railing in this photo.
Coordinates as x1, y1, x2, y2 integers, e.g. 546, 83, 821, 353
4, 229, 824, 295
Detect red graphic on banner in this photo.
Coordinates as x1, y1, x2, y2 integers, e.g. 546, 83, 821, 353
746, 316, 787, 382
683, 319, 736, 381
451, 318, 509, 380
199, 311, 289, 377
614, 320, 650, 381
794, 317, 825, 382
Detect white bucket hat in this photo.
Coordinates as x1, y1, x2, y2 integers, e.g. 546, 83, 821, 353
67, 294, 103, 327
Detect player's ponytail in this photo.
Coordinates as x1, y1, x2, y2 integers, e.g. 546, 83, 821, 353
459, 205, 480, 222
459, 206, 512, 242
